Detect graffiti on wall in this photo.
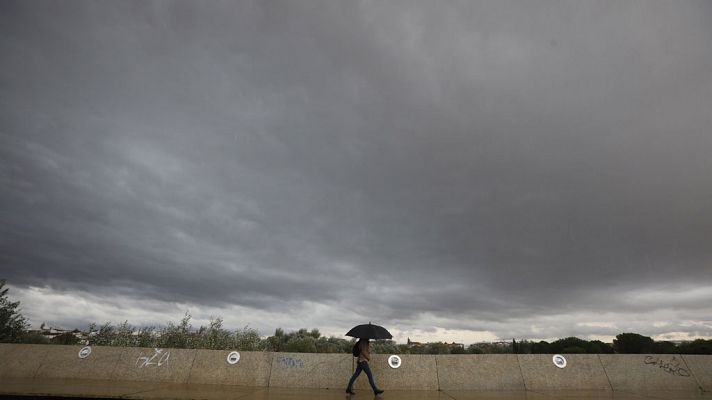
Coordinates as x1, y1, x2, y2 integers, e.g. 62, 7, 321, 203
644, 356, 690, 377
137, 348, 170, 368
276, 356, 305, 368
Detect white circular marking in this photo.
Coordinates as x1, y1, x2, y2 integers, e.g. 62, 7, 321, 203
388, 355, 401, 369
227, 351, 241, 365
552, 354, 567, 369
78, 346, 92, 359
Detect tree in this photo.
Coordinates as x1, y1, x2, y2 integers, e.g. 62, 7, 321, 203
679, 339, 712, 355
51, 332, 80, 345
588, 340, 614, 354
262, 328, 286, 352
135, 326, 158, 348
531, 341, 552, 354
372, 340, 400, 355
450, 346, 467, 354
234, 326, 261, 351
424, 342, 451, 354
515, 340, 534, 354
654, 341, 678, 354
0, 280, 29, 342
158, 312, 194, 349
283, 335, 317, 353
113, 321, 137, 347
19, 332, 49, 344
613, 333, 655, 354
195, 317, 232, 350
88, 322, 116, 346
550, 337, 590, 354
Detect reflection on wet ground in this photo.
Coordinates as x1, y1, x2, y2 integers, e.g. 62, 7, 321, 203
0, 379, 710, 400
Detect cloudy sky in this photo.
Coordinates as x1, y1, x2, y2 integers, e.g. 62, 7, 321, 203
1, 1, 711, 344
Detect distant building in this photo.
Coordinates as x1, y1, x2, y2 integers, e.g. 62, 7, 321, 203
407, 338, 464, 350
28, 324, 91, 344
447, 341, 465, 350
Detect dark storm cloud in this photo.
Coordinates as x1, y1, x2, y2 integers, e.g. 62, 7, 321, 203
1, 0, 711, 338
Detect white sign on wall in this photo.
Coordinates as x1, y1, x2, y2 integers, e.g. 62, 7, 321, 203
388, 355, 401, 369
552, 354, 567, 368
227, 351, 241, 365
78, 346, 92, 359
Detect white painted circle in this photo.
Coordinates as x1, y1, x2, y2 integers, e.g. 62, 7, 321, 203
78, 346, 92, 359
552, 354, 567, 368
388, 355, 401, 369
227, 351, 240, 365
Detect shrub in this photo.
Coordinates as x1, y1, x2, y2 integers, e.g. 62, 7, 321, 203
51, 332, 80, 345
0, 280, 29, 343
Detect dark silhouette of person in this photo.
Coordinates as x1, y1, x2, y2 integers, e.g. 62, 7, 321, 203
346, 338, 384, 395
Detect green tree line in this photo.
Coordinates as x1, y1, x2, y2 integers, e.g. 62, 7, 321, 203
2, 280, 711, 354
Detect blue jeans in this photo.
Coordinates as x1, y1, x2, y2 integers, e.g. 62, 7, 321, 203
347, 361, 380, 392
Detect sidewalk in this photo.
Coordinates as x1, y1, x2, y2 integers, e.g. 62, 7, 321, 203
1, 378, 710, 400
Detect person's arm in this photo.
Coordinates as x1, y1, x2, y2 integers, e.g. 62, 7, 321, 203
361, 342, 371, 361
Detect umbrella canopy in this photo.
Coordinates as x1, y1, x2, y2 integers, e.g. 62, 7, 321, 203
346, 323, 392, 340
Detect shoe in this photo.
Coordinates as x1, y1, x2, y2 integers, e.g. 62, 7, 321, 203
346, 389, 356, 395
374, 389, 384, 395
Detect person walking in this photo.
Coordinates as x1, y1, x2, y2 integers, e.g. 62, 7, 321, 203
346, 338, 384, 396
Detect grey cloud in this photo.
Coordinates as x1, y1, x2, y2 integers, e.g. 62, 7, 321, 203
1, 0, 712, 339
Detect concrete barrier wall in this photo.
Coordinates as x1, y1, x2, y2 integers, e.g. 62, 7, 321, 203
2, 344, 712, 392
354, 354, 438, 391
187, 349, 272, 386
110, 347, 197, 383
436, 354, 524, 391
35, 345, 124, 380
683, 355, 712, 392
0, 344, 49, 379
600, 354, 702, 392
268, 352, 352, 389
518, 354, 610, 391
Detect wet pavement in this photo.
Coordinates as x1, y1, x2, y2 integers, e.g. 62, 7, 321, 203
0, 379, 710, 400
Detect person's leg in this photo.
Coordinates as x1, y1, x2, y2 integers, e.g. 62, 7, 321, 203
361, 362, 382, 394
346, 362, 363, 392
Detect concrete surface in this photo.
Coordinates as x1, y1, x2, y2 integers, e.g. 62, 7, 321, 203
121, 382, 264, 400
0, 344, 48, 379
682, 355, 712, 392
34, 344, 124, 380
0, 343, 12, 357
518, 354, 611, 391
268, 352, 352, 389
0, 377, 173, 398
436, 354, 525, 391
3, 344, 712, 398
352, 354, 439, 391
111, 347, 197, 383
2, 378, 712, 400
187, 349, 272, 386
599, 355, 701, 393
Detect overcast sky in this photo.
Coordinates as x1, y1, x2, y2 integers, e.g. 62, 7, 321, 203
1, 1, 711, 344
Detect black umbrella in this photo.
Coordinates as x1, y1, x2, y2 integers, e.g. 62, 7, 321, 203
346, 323, 392, 340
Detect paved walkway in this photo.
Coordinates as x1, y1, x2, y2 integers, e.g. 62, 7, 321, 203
1, 378, 711, 400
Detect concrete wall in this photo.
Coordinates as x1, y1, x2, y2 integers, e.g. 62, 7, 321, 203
518, 354, 610, 391
34, 345, 124, 380
436, 354, 524, 391
187, 349, 272, 386
353, 354, 439, 391
268, 352, 351, 389
600, 354, 701, 392
111, 347, 197, 383
1, 344, 711, 392
683, 355, 712, 392
0, 344, 49, 379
